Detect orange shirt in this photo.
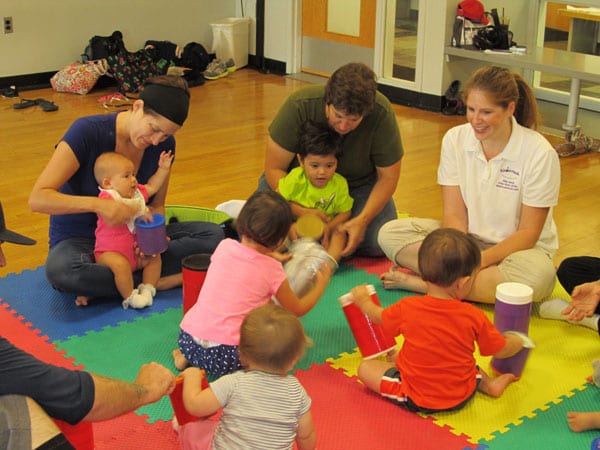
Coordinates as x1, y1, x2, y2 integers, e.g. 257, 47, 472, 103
381, 294, 506, 410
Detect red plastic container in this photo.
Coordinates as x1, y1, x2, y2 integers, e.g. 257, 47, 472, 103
181, 253, 211, 314
169, 371, 210, 425
339, 285, 397, 359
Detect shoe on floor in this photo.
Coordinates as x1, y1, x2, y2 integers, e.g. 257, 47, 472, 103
2, 86, 18, 98
555, 128, 595, 157
223, 58, 237, 73
203, 60, 229, 80
34, 98, 59, 112
13, 99, 37, 109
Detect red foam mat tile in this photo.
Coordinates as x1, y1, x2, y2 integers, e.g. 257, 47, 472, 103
295, 363, 476, 450
0, 300, 84, 369
345, 257, 393, 276
94, 413, 179, 450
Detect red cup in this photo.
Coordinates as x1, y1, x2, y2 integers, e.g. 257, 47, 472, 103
182, 253, 211, 314
169, 371, 210, 425
339, 285, 397, 359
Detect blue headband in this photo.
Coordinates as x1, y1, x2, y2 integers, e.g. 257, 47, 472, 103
139, 83, 190, 126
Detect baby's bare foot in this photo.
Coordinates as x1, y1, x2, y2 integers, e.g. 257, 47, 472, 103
379, 268, 425, 293
567, 411, 600, 432
75, 296, 89, 306
487, 373, 517, 397
172, 348, 189, 371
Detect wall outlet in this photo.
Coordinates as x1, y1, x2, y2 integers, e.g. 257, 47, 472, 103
4, 17, 13, 34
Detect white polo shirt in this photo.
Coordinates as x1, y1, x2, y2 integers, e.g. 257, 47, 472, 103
437, 117, 560, 255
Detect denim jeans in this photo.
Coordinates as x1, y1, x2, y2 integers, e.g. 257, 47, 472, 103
45, 221, 224, 299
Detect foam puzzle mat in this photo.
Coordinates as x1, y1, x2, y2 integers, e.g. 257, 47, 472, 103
1, 260, 600, 449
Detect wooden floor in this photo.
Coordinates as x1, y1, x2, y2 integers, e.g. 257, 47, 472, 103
1, 68, 599, 276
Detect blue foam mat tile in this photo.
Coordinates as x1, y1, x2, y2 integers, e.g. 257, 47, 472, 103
0, 267, 184, 341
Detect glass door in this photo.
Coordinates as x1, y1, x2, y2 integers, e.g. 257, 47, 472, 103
379, 0, 422, 88
535, 0, 600, 111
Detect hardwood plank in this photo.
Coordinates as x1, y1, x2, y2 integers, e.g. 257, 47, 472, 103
0, 68, 598, 277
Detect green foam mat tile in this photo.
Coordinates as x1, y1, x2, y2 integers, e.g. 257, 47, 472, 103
481, 384, 600, 449
297, 261, 412, 370
56, 307, 183, 423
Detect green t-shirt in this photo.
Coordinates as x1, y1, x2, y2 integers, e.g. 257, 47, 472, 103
269, 85, 403, 188
278, 167, 354, 217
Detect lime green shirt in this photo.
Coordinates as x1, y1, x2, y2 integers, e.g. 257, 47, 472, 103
269, 85, 403, 188
278, 167, 354, 217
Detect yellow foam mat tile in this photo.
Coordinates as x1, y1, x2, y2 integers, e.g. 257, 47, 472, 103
327, 298, 598, 444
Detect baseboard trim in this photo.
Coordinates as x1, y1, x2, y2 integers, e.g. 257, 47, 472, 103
378, 83, 442, 112
0, 72, 56, 91
2, 63, 443, 114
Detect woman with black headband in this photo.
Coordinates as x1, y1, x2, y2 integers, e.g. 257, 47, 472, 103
29, 75, 224, 306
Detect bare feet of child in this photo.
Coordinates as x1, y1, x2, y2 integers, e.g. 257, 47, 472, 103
379, 266, 426, 292
172, 348, 189, 371
479, 371, 517, 398
567, 411, 600, 432
75, 296, 89, 306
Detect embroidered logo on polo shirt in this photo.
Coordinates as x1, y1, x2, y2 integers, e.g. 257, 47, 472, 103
496, 166, 520, 191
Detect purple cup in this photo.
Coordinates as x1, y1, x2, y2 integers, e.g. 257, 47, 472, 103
490, 282, 533, 378
134, 213, 168, 255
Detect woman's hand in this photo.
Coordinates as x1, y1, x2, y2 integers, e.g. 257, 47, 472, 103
98, 199, 139, 226
563, 280, 600, 320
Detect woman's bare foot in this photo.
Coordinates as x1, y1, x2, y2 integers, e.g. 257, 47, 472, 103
75, 296, 89, 306
379, 267, 426, 293
567, 411, 600, 432
172, 348, 189, 371
479, 372, 516, 397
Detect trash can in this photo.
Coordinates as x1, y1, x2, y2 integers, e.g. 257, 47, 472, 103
210, 17, 250, 69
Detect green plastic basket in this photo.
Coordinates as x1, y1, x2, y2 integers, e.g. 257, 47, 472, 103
165, 205, 232, 225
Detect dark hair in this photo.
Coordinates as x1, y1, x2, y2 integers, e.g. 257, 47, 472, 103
235, 191, 293, 249
239, 304, 312, 372
418, 228, 481, 287
324, 63, 377, 116
298, 120, 343, 159
462, 66, 541, 130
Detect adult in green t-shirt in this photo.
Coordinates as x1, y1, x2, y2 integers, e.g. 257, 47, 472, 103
257, 63, 404, 257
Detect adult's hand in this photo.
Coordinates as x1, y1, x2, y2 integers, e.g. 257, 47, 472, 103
98, 198, 139, 226
338, 216, 367, 257
562, 280, 600, 321
134, 362, 176, 405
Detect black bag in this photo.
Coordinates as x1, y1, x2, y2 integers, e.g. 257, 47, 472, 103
82, 31, 126, 62
176, 42, 211, 87
177, 42, 210, 73
472, 8, 512, 50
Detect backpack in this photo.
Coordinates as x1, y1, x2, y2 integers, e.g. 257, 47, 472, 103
176, 42, 211, 87
82, 31, 126, 62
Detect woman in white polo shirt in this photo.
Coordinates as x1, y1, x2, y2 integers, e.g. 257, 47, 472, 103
378, 66, 560, 304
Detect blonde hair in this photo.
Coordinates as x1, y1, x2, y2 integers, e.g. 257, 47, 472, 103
462, 66, 541, 130
239, 304, 312, 373
93, 152, 133, 186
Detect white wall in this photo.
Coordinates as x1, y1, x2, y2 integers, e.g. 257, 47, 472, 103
0, 0, 238, 77
0, 0, 547, 98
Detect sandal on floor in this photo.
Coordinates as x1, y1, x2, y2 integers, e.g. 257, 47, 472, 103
13, 99, 37, 109
34, 98, 58, 112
